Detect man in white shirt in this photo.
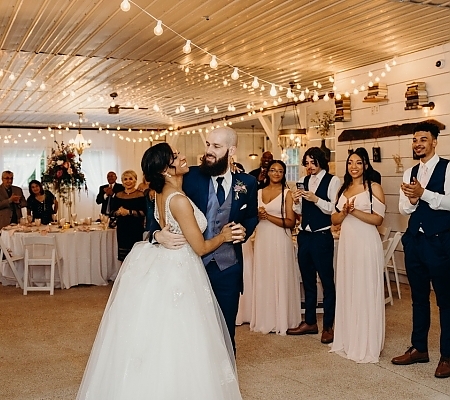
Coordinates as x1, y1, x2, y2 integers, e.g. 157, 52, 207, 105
287, 147, 341, 344
392, 121, 450, 379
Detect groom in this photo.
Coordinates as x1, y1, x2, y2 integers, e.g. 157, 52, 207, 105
151, 127, 258, 350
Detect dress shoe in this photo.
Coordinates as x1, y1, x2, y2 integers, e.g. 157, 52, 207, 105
321, 328, 334, 344
286, 322, 318, 336
391, 347, 429, 365
435, 357, 450, 378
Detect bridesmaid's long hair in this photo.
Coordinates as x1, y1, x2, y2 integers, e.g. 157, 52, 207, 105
337, 147, 375, 212
264, 159, 289, 230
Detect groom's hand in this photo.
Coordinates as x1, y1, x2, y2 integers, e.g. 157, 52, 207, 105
230, 222, 246, 244
155, 225, 187, 249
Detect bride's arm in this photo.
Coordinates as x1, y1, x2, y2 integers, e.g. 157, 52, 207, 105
170, 194, 233, 256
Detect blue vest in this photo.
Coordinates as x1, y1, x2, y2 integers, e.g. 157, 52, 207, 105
407, 158, 450, 236
301, 173, 333, 232
202, 180, 237, 270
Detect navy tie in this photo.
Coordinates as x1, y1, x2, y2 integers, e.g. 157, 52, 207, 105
216, 177, 225, 206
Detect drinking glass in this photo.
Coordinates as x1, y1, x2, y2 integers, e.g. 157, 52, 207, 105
27, 215, 33, 224
35, 218, 41, 227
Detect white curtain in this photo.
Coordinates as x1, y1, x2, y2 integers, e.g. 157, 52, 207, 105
2, 148, 43, 189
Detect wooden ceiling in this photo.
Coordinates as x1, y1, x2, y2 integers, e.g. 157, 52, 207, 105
1, 0, 450, 131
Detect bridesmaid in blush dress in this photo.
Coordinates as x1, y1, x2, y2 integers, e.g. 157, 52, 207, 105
250, 160, 301, 335
330, 148, 386, 363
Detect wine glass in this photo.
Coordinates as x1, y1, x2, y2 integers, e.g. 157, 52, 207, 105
71, 213, 77, 226
27, 215, 33, 225
52, 214, 58, 224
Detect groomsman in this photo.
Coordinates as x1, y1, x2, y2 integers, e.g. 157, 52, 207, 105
392, 121, 450, 378
96, 171, 124, 215
287, 147, 340, 344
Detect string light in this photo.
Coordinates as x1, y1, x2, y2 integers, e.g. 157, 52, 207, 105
154, 20, 163, 36
120, 0, 131, 12
231, 68, 239, 80
183, 40, 191, 54
252, 77, 259, 89
209, 55, 218, 69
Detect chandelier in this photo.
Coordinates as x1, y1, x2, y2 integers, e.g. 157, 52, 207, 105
277, 103, 306, 149
69, 112, 92, 156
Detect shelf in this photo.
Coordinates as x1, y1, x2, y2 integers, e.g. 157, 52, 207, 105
362, 98, 389, 103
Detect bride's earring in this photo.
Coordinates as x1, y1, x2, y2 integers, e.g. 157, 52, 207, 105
163, 171, 172, 178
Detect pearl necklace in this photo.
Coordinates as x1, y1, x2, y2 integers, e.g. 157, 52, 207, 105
124, 189, 137, 195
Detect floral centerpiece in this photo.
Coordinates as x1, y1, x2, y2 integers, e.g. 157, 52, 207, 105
310, 110, 335, 137
42, 141, 87, 203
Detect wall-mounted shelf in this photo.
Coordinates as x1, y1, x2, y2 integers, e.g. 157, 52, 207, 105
363, 83, 388, 102
335, 96, 351, 121
404, 81, 427, 110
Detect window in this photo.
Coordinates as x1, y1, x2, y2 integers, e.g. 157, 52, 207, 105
284, 148, 300, 182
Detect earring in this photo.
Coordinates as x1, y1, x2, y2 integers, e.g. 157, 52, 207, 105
163, 172, 172, 178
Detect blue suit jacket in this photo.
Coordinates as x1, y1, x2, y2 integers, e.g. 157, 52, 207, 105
149, 167, 258, 267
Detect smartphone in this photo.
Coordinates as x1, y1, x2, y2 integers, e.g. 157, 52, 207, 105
296, 182, 305, 191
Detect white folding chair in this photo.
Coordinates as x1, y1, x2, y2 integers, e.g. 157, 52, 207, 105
382, 238, 394, 306
22, 236, 63, 295
0, 236, 24, 289
377, 225, 392, 241
385, 232, 403, 299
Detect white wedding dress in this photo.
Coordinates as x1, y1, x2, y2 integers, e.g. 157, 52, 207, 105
77, 192, 242, 400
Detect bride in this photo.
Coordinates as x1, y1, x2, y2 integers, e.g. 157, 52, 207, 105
77, 143, 244, 400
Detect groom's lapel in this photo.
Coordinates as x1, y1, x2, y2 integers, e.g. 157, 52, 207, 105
230, 174, 241, 220
197, 173, 210, 215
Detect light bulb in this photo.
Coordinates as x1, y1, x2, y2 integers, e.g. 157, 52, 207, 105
231, 67, 239, 80
154, 20, 163, 36
120, 0, 130, 12
335, 93, 342, 100
360, 85, 366, 91
299, 91, 306, 102
260, 85, 265, 91
344, 91, 350, 98
368, 81, 374, 87
312, 91, 319, 102
26, 80, 32, 87
296, 83, 301, 90
175, 107, 180, 114
242, 83, 247, 89
329, 76, 334, 83
183, 40, 191, 54
392, 57, 397, 66
111, 101, 115, 107
204, 105, 209, 112
278, 96, 282, 103
368, 71, 373, 77
375, 76, 380, 82
9, 73, 15, 81
204, 73, 209, 80
313, 81, 317, 87
134, 104, 139, 110
317, 82, 322, 89
213, 106, 218, 113
209, 55, 218, 69
353, 88, 359, 95
270, 84, 277, 96
185, 66, 190, 73
381, 71, 386, 77
195, 107, 199, 114
385, 63, 391, 72
180, 105, 185, 112
305, 87, 309, 94
251, 77, 259, 88
153, 103, 160, 112
223, 79, 228, 86
323, 92, 330, 101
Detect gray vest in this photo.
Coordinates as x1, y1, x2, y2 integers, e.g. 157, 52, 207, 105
202, 179, 237, 270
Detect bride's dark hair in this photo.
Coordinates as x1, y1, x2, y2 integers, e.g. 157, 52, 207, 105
141, 143, 175, 194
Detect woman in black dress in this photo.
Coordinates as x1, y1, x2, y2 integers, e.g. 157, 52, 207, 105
27, 180, 58, 225
112, 170, 146, 261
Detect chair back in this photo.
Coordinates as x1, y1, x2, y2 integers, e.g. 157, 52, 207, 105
22, 235, 57, 264
377, 225, 392, 241
384, 232, 402, 265
0, 236, 24, 289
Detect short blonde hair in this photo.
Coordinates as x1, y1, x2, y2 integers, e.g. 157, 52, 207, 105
121, 169, 137, 181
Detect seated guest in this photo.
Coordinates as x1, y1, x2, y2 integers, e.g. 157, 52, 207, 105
96, 171, 124, 216
26, 180, 58, 225
112, 170, 146, 261
0, 170, 27, 229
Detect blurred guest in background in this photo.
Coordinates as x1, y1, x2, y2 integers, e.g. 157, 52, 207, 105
26, 180, 58, 225
0, 170, 27, 229
330, 148, 385, 363
112, 170, 146, 261
96, 171, 124, 216
250, 160, 301, 335
249, 151, 273, 189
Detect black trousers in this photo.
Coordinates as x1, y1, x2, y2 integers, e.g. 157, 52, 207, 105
402, 230, 450, 357
297, 229, 336, 329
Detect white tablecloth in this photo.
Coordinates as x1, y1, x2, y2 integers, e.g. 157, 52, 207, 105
1, 227, 121, 288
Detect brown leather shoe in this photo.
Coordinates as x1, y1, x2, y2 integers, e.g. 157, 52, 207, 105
321, 328, 334, 344
287, 321, 318, 336
435, 357, 450, 378
391, 347, 429, 365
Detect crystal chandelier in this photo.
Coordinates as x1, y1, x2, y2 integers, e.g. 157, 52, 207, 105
69, 112, 91, 156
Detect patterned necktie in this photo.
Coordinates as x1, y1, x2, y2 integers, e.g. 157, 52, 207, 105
419, 164, 429, 187
216, 177, 225, 206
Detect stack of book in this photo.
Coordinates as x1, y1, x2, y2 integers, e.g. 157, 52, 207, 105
335, 96, 351, 121
404, 82, 427, 110
363, 83, 388, 101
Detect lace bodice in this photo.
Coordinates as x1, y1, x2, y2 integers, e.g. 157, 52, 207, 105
154, 192, 207, 234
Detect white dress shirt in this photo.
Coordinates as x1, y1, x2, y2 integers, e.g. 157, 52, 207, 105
212, 168, 232, 199
293, 169, 341, 215
399, 153, 450, 215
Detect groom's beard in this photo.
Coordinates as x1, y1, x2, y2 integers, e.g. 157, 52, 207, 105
199, 150, 229, 176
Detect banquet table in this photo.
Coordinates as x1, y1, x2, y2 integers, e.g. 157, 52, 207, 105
1, 226, 121, 289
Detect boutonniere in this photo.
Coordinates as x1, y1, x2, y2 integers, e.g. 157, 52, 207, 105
233, 180, 247, 200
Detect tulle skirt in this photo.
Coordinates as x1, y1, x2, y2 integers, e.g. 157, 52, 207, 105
77, 241, 242, 400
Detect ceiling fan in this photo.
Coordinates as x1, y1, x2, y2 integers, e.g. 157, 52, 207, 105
108, 92, 148, 114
